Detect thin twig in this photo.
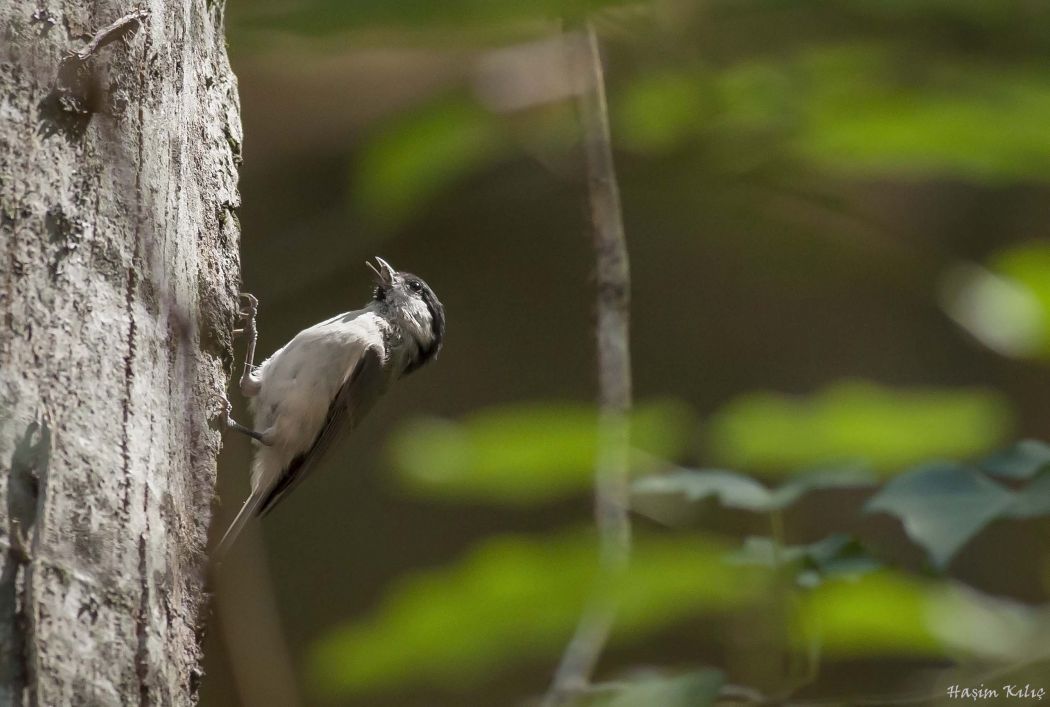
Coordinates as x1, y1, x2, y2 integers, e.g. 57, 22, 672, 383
543, 21, 633, 707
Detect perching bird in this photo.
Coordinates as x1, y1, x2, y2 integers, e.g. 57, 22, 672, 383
215, 257, 445, 557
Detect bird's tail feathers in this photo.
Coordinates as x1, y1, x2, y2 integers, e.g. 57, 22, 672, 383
213, 491, 266, 563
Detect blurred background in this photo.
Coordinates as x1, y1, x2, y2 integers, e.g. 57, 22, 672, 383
203, 1, 1050, 705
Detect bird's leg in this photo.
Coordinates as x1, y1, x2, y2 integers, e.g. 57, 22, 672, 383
215, 395, 273, 446
233, 293, 262, 398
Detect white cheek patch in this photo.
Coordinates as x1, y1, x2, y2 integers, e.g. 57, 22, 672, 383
398, 297, 434, 346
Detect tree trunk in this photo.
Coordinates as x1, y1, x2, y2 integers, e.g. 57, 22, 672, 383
0, 0, 241, 704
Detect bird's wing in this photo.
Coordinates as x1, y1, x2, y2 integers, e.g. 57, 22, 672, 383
257, 345, 387, 516
213, 346, 386, 560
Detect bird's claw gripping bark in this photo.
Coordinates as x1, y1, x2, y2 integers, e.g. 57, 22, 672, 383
233, 293, 258, 337
234, 293, 262, 398
212, 394, 235, 430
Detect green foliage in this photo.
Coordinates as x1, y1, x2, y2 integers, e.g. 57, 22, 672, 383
794, 47, 1050, 181
799, 570, 1050, 661
615, 72, 713, 153
389, 400, 694, 503
354, 96, 507, 227
706, 380, 1011, 474
310, 531, 761, 694
729, 534, 881, 588
865, 460, 1050, 569
939, 243, 1050, 360
584, 670, 724, 707
633, 466, 875, 513
232, 0, 636, 34
980, 439, 1050, 480
797, 571, 945, 657
609, 44, 1050, 181
993, 243, 1050, 357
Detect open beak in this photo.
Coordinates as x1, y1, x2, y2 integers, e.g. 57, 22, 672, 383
366, 256, 396, 287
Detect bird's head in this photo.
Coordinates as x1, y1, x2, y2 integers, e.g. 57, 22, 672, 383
367, 256, 446, 373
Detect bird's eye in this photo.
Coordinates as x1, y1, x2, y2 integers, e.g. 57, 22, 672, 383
408, 280, 422, 293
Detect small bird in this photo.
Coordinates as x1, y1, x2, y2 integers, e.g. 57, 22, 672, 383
215, 257, 445, 557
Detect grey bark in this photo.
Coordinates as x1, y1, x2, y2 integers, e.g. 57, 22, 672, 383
0, 1, 241, 704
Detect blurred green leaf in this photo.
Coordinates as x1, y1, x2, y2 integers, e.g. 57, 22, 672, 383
311, 531, 762, 694
796, 46, 1050, 181
717, 61, 798, 133
927, 586, 1050, 661
865, 462, 1015, 569
588, 670, 724, 707
993, 242, 1050, 357
233, 0, 638, 34
390, 400, 695, 503
632, 466, 875, 514
615, 72, 713, 152
1003, 472, 1050, 519
730, 534, 881, 588
354, 96, 507, 227
633, 469, 772, 511
707, 380, 1012, 474
798, 571, 943, 657
980, 439, 1050, 480
836, 0, 1039, 28
801, 570, 1050, 660
939, 263, 1045, 359
615, 46, 1050, 183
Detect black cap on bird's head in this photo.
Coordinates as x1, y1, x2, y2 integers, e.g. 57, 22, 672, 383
367, 257, 445, 372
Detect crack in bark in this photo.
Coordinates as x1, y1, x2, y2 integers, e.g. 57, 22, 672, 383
135, 522, 150, 707
121, 18, 151, 519
120, 269, 138, 515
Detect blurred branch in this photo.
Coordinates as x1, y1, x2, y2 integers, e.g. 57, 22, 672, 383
212, 460, 302, 707
543, 20, 633, 706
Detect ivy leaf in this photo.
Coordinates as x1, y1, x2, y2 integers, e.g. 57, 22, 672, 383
729, 534, 881, 587
771, 466, 877, 508
632, 466, 875, 515
1004, 472, 1050, 519
864, 462, 1015, 569
979, 439, 1050, 480
632, 469, 774, 511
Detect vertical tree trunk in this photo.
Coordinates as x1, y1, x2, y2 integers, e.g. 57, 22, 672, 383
0, 0, 241, 703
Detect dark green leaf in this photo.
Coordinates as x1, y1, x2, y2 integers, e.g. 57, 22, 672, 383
729, 533, 880, 587
864, 462, 1015, 569
632, 466, 876, 515
632, 469, 773, 511
1004, 472, 1050, 519
771, 466, 877, 507
980, 439, 1050, 480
